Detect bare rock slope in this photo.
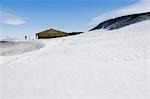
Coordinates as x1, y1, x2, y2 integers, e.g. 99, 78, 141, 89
90, 12, 150, 31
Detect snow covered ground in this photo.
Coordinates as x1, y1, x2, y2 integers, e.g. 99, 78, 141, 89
0, 20, 150, 99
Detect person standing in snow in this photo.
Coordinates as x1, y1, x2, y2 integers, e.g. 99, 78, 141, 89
25, 35, 27, 40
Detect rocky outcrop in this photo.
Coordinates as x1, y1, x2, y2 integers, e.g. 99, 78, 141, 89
90, 12, 150, 31
68, 32, 83, 36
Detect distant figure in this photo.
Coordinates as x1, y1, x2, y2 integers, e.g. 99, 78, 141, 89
25, 35, 27, 40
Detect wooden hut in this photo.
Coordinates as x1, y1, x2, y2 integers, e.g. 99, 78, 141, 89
36, 28, 69, 39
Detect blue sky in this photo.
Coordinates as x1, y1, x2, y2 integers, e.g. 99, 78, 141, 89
0, 0, 138, 39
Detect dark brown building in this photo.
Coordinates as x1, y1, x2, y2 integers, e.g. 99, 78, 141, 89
36, 28, 69, 39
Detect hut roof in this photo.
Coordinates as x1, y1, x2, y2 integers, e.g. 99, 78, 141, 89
36, 28, 68, 35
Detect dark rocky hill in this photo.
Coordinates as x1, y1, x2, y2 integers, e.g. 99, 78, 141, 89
68, 32, 83, 36
90, 12, 150, 31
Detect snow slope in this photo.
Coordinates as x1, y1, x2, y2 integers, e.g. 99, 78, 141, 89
0, 19, 150, 99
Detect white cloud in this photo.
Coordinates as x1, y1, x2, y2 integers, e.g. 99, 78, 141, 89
0, 11, 28, 25
89, 0, 150, 26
